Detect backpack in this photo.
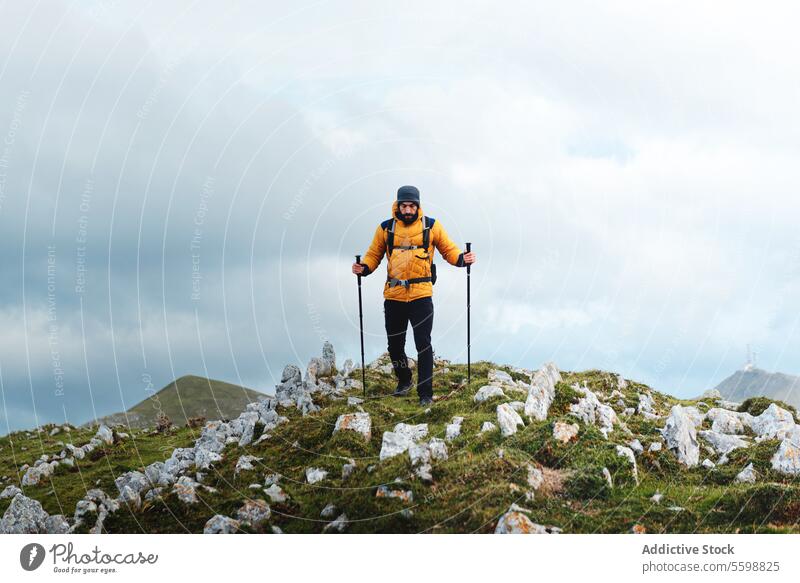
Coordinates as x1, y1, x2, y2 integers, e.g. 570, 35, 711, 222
382, 215, 437, 285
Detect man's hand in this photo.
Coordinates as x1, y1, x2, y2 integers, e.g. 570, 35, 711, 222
463, 251, 476, 265
352, 262, 366, 275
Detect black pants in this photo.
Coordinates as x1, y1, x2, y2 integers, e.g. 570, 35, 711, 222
383, 296, 434, 399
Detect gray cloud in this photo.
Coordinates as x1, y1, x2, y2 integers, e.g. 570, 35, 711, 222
1, 1, 799, 434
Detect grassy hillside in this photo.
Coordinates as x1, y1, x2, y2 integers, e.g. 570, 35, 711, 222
83, 374, 267, 429
2, 361, 800, 533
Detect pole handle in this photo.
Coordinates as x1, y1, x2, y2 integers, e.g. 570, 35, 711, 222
465, 242, 471, 273
355, 255, 362, 278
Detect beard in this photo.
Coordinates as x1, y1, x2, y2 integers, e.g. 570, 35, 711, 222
397, 209, 418, 224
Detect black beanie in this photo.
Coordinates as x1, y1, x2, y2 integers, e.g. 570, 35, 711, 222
397, 185, 420, 204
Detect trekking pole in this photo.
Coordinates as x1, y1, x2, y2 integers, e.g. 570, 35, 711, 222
465, 242, 472, 387
355, 254, 366, 397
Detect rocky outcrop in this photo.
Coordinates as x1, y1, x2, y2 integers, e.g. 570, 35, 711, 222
662, 405, 700, 467
524, 362, 561, 421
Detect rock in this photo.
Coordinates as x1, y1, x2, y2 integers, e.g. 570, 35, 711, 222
637, 392, 656, 415
750, 404, 797, 441
72, 489, 119, 533
616, 374, 628, 390
174, 476, 200, 504
428, 437, 448, 461
706, 408, 751, 434
628, 439, 644, 454
495, 510, 561, 534
264, 484, 288, 503
114, 471, 150, 502
231, 411, 260, 446
771, 437, 800, 475
445, 417, 464, 441
474, 385, 506, 402
651, 492, 663, 504
408, 442, 431, 467
0, 485, 22, 499
306, 467, 328, 484
488, 369, 514, 386
347, 396, 363, 406
700, 388, 723, 400
203, 515, 240, 534
648, 441, 662, 452
735, 462, 758, 483
698, 430, 749, 455
481, 421, 497, 433
322, 341, 336, 371
662, 405, 700, 467
702, 458, 715, 469
333, 412, 372, 441
236, 499, 271, 526
569, 383, 618, 438
95, 424, 114, 446
342, 460, 356, 480
321, 503, 337, 518
322, 512, 348, 533
553, 421, 579, 443
603, 467, 613, 489
234, 455, 262, 475
524, 362, 561, 421
0, 494, 50, 534
379, 423, 429, 461
616, 445, 639, 485
497, 403, 524, 437
44, 514, 70, 534
527, 464, 544, 490
376, 485, 413, 503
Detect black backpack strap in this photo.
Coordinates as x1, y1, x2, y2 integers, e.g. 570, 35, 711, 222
388, 218, 396, 257
422, 216, 435, 253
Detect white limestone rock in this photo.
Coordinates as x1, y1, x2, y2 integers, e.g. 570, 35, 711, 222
264, 484, 288, 504
474, 385, 506, 403
333, 412, 372, 441
306, 467, 329, 484
552, 421, 579, 443
497, 403, 524, 437
524, 362, 561, 421
203, 515, 240, 534
698, 430, 749, 456
569, 383, 618, 438
735, 462, 758, 483
379, 423, 429, 461
616, 445, 639, 485
662, 405, 700, 467
771, 436, 800, 476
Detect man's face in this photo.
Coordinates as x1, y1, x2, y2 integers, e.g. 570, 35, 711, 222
399, 201, 418, 220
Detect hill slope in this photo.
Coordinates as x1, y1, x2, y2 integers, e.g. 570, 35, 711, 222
3, 345, 800, 534
82, 374, 267, 429
715, 367, 800, 410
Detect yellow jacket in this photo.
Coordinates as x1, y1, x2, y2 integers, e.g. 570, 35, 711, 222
360, 200, 465, 302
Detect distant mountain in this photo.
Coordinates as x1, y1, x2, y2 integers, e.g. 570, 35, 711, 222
714, 366, 800, 409
81, 374, 267, 429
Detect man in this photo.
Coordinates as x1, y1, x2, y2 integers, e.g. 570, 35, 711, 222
351, 185, 476, 406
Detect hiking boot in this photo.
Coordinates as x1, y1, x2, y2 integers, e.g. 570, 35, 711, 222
392, 380, 413, 397
419, 396, 433, 406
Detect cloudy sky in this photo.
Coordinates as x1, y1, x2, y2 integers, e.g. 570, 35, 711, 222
1, 1, 799, 434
